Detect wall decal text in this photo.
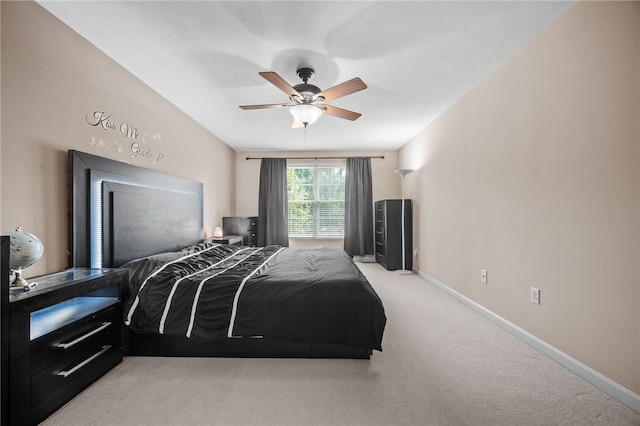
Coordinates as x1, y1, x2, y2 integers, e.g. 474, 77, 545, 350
85, 111, 164, 164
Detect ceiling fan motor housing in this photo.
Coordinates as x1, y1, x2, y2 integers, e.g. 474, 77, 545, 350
293, 67, 323, 102
293, 83, 322, 101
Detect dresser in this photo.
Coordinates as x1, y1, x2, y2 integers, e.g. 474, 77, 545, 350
8, 268, 127, 425
223, 216, 259, 246
375, 199, 412, 271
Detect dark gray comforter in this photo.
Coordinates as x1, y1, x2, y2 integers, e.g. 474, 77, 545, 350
123, 243, 386, 351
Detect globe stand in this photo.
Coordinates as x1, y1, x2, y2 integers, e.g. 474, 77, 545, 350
11, 269, 27, 287
10, 268, 35, 292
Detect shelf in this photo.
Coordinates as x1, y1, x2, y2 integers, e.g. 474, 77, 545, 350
30, 295, 118, 340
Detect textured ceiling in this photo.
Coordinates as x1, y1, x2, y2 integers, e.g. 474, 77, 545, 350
38, 1, 574, 152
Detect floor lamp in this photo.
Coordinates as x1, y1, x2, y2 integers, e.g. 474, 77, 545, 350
394, 168, 413, 275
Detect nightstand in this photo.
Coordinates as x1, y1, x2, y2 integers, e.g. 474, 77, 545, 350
8, 268, 127, 425
211, 235, 243, 246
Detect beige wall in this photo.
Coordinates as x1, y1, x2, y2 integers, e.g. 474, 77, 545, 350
235, 150, 399, 248
1, 2, 235, 277
399, 1, 640, 393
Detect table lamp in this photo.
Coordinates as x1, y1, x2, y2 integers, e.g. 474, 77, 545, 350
213, 226, 223, 239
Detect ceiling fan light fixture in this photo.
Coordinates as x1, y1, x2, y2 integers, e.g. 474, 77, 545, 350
290, 104, 322, 127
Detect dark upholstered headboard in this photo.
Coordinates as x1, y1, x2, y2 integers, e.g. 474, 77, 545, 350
68, 150, 203, 268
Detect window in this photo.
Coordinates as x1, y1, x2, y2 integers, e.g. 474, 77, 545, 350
287, 166, 346, 238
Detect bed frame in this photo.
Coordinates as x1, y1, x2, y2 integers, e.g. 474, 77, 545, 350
68, 150, 371, 359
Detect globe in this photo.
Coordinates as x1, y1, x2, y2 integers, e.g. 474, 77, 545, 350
6, 227, 43, 288
8, 227, 44, 269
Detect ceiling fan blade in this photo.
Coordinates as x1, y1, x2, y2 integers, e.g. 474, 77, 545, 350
291, 119, 304, 129
259, 71, 302, 99
320, 105, 362, 121
316, 77, 367, 101
239, 103, 293, 110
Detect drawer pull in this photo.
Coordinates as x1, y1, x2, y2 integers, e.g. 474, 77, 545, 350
55, 322, 112, 350
57, 345, 111, 378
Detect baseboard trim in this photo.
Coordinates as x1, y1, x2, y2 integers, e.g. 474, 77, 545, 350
416, 269, 640, 414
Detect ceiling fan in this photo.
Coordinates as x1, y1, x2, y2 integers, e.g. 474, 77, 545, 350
239, 67, 367, 128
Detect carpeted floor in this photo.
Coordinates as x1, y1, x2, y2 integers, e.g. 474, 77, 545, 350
43, 262, 640, 425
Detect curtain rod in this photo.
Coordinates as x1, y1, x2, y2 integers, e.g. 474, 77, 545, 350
246, 155, 385, 160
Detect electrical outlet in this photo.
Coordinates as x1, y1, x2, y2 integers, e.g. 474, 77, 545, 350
413, 247, 418, 257
480, 269, 487, 283
530, 287, 540, 304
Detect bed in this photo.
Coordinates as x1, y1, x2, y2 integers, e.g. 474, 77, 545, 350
68, 150, 386, 359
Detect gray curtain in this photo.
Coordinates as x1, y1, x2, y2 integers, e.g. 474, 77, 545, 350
258, 158, 289, 246
344, 157, 373, 256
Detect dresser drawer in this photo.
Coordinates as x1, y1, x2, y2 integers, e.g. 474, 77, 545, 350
31, 306, 119, 375
31, 343, 121, 405
247, 231, 257, 245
